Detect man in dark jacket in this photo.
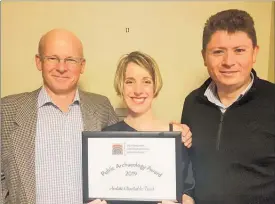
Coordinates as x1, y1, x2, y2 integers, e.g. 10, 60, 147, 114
181, 9, 275, 204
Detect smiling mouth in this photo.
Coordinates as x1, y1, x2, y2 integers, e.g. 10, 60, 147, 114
53, 76, 69, 79
220, 71, 238, 75
131, 97, 146, 104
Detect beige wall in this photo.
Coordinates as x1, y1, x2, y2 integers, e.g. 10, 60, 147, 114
268, 2, 275, 82
1, 1, 273, 121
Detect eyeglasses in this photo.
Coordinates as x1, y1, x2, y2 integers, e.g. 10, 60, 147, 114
39, 55, 84, 66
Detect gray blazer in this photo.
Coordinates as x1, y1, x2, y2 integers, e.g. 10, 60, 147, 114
1, 88, 118, 204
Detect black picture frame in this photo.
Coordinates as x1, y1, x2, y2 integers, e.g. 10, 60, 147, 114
82, 131, 183, 204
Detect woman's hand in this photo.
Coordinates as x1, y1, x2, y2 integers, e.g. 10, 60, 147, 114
182, 194, 195, 203
171, 122, 192, 148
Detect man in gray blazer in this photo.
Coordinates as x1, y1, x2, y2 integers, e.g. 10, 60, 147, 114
1, 29, 118, 204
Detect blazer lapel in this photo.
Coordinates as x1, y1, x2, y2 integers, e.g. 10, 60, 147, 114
10, 89, 101, 203
79, 90, 101, 131
10, 89, 41, 204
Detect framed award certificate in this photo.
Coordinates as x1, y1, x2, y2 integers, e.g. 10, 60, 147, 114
82, 131, 183, 204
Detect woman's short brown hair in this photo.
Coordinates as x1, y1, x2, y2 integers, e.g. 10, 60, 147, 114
114, 51, 163, 97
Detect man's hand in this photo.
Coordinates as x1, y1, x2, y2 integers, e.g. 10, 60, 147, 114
88, 199, 107, 204
171, 121, 192, 148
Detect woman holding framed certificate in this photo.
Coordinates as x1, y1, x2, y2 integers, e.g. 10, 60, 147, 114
88, 51, 194, 204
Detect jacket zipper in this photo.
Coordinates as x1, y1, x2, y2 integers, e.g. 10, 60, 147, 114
216, 112, 224, 151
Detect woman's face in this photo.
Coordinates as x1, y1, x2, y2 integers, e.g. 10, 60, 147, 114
123, 62, 155, 116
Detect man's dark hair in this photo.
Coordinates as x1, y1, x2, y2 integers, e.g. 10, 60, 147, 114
202, 9, 257, 51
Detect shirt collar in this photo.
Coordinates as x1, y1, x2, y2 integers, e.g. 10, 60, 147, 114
239, 72, 254, 98
38, 86, 80, 108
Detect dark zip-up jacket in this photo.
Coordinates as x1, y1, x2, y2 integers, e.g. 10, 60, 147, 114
181, 70, 275, 204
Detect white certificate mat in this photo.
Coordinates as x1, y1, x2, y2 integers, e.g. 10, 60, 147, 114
82, 131, 183, 204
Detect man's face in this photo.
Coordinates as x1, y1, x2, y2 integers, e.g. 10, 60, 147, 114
35, 34, 85, 95
202, 31, 259, 90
